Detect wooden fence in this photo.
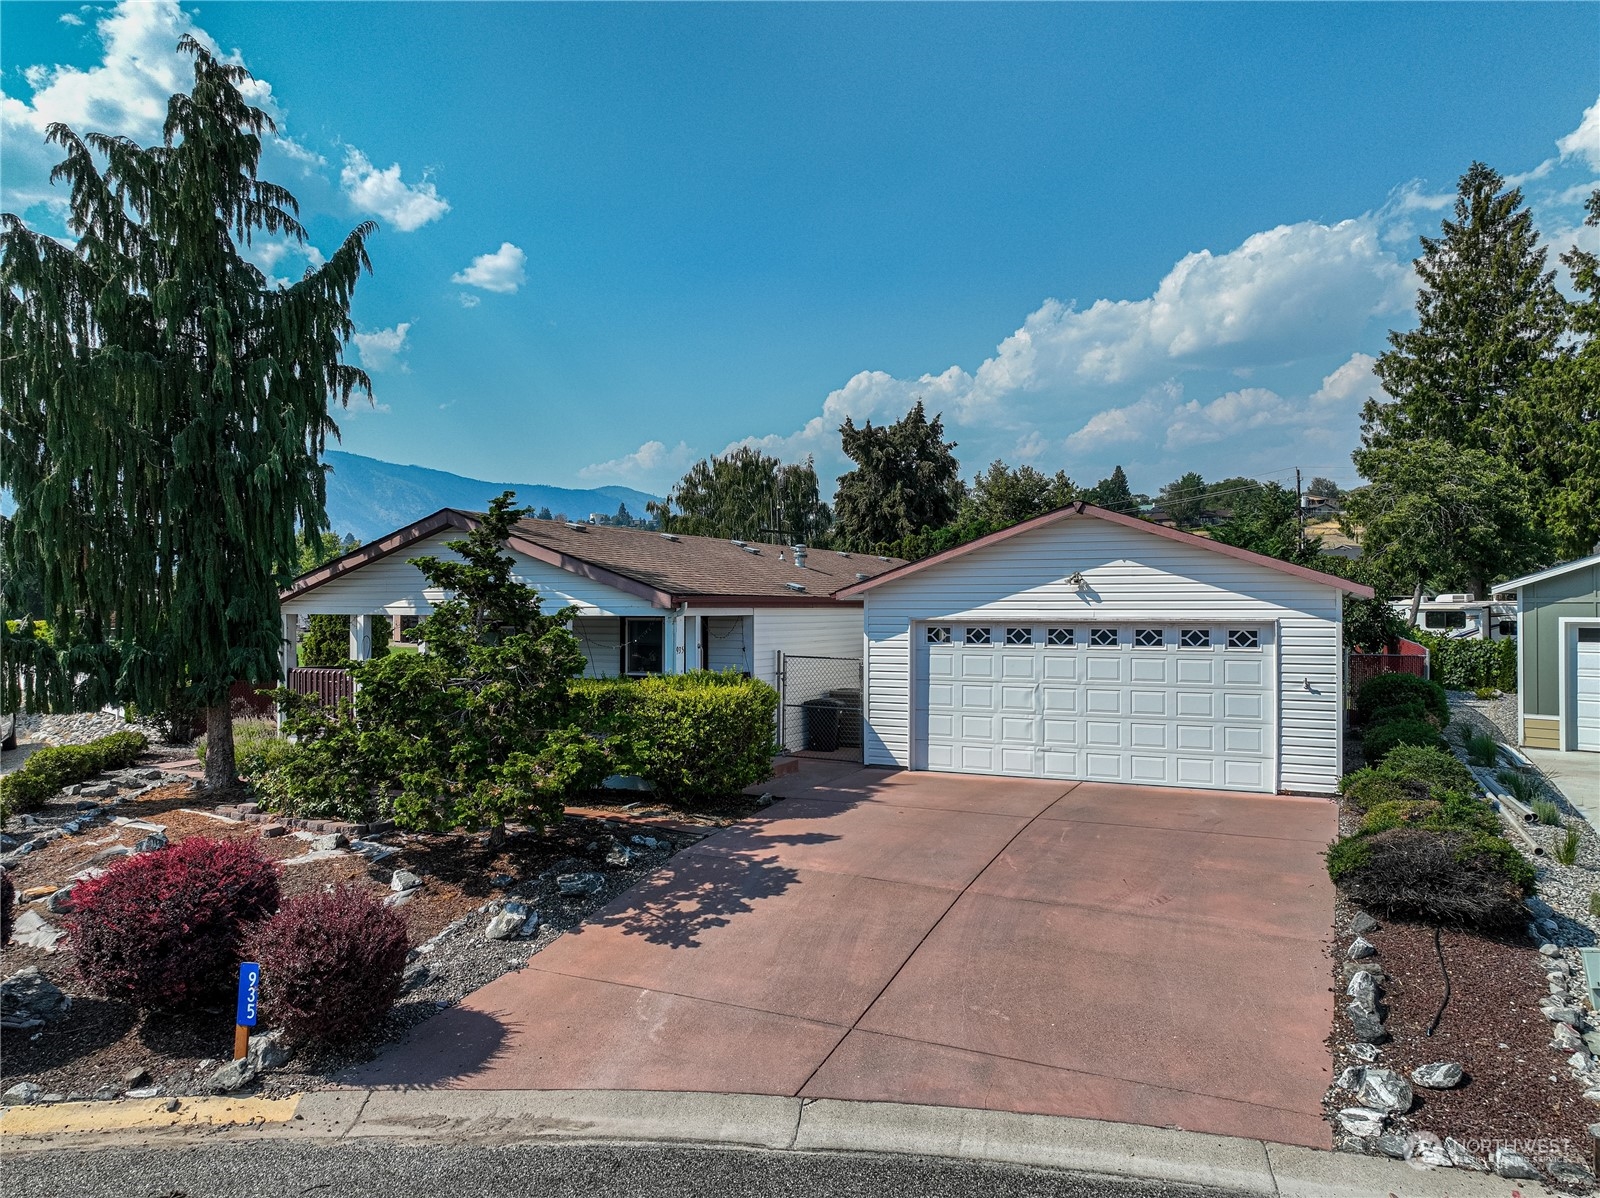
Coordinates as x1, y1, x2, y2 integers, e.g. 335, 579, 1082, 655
286, 667, 355, 708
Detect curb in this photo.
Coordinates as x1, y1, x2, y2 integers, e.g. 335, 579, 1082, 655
0, 1088, 1563, 1198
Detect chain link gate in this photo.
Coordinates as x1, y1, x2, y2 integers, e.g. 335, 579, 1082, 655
776, 653, 864, 761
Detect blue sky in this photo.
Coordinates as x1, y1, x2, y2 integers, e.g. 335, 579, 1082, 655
4, 2, 1597, 500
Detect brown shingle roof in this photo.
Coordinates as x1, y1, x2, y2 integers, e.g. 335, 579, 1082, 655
279, 508, 901, 607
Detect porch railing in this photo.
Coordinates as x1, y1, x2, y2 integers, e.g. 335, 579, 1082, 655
286, 667, 355, 708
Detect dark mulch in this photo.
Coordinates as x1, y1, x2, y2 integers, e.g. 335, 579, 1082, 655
573, 792, 768, 827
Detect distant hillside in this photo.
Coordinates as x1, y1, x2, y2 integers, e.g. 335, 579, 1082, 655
322, 451, 659, 543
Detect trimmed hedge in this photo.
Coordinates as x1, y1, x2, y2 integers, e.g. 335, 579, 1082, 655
1370, 744, 1477, 795
1354, 673, 1449, 728
0, 729, 148, 820
1362, 717, 1448, 766
574, 671, 779, 801
1360, 791, 1500, 837
1326, 826, 1535, 928
1410, 629, 1517, 692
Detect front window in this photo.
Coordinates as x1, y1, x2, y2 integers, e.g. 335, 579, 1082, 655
624, 618, 664, 675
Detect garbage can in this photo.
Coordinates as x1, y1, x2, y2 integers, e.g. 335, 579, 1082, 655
828, 688, 863, 749
801, 696, 844, 752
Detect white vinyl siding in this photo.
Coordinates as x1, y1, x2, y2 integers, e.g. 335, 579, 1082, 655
862, 519, 1345, 794
571, 617, 624, 678
752, 606, 864, 690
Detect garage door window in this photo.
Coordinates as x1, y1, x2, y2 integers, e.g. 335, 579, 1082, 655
1006, 627, 1034, 645
926, 625, 951, 644
1227, 629, 1260, 650
1047, 627, 1074, 646
1180, 628, 1211, 648
1134, 628, 1164, 648
1090, 627, 1118, 647
965, 626, 992, 645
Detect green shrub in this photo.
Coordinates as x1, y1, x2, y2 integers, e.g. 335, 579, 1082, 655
0, 729, 149, 819
1360, 791, 1499, 837
1366, 699, 1442, 730
1496, 769, 1540, 807
1409, 630, 1517, 692
1531, 798, 1562, 826
1362, 717, 1447, 766
1372, 744, 1477, 796
1355, 673, 1450, 728
1473, 686, 1499, 700
197, 718, 298, 779
1339, 770, 1419, 812
1464, 730, 1499, 767
253, 693, 377, 823
574, 671, 780, 801
1590, 891, 1600, 922
1326, 826, 1534, 928
1360, 799, 1441, 834
1557, 825, 1582, 867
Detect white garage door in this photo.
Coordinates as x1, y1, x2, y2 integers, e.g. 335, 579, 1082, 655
916, 622, 1277, 792
1576, 627, 1600, 752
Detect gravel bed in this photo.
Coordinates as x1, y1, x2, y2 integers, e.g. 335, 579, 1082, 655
8, 709, 169, 751
1446, 690, 1520, 748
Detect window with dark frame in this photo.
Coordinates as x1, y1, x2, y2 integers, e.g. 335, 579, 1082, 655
1134, 628, 1163, 648
1090, 627, 1118, 648
965, 626, 992, 645
623, 617, 665, 675
1006, 627, 1033, 646
1226, 629, 1260, 650
1047, 627, 1074, 646
926, 625, 952, 644
1180, 628, 1210, 648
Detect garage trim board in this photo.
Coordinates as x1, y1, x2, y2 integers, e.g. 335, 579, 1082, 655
913, 619, 1281, 792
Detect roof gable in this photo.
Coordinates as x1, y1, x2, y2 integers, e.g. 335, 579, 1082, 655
834, 502, 1375, 599
1493, 552, 1600, 595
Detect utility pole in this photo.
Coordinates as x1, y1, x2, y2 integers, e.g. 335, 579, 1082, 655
1295, 467, 1305, 555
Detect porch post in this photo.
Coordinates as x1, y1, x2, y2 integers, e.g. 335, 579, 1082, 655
280, 612, 299, 682
349, 614, 373, 661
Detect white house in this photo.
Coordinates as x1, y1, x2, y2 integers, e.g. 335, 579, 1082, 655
277, 509, 901, 751
836, 502, 1374, 795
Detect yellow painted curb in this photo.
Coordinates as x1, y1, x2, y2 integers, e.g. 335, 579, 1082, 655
0, 1094, 301, 1138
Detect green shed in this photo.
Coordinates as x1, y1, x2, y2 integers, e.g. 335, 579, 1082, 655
1495, 552, 1600, 753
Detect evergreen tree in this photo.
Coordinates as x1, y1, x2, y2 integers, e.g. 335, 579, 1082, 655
614, 502, 633, 527
1212, 482, 1321, 565
1157, 471, 1208, 525
0, 39, 375, 790
1363, 163, 1566, 457
535, 506, 554, 521
1083, 466, 1135, 513
662, 446, 831, 544
832, 402, 964, 550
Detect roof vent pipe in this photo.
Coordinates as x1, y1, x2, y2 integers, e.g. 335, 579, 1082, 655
793, 545, 807, 569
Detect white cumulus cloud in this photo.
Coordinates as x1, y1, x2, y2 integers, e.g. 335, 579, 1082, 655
352, 323, 412, 373
1066, 397, 1165, 453
451, 243, 528, 294
340, 148, 450, 232
1558, 97, 1600, 172
579, 440, 694, 483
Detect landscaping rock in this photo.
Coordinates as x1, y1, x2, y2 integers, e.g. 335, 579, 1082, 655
1373, 1133, 1410, 1159
401, 963, 430, 993
1542, 943, 1563, 957
125, 1086, 161, 1099
310, 833, 347, 851
484, 902, 539, 940
1345, 1042, 1380, 1063
3, 1082, 42, 1105
247, 1030, 292, 1072
206, 1058, 258, 1092
1348, 911, 1378, 936
1, 968, 72, 1030
1335, 1107, 1386, 1137
90, 845, 131, 864
1555, 1023, 1587, 1052
1410, 1061, 1464, 1090
556, 871, 605, 897
1354, 1067, 1412, 1114
1345, 970, 1378, 1008
1443, 1137, 1485, 1170
164, 1097, 180, 1112
123, 1067, 150, 1087
1546, 1006, 1585, 1025
1346, 1001, 1386, 1043
1550, 1160, 1596, 1185
93, 1085, 118, 1101
1335, 1066, 1362, 1090
258, 824, 287, 839
44, 887, 75, 914
1490, 1147, 1538, 1180
1346, 936, 1376, 961
349, 840, 399, 863
134, 832, 167, 853
382, 888, 419, 909
390, 870, 423, 893
605, 844, 642, 867
1571, 1049, 1595, 1074
8, 910, 66, 953
1409, 1134, 1452, 1168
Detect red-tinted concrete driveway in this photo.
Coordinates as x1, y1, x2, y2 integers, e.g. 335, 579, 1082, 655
350, 768, 1338, 1147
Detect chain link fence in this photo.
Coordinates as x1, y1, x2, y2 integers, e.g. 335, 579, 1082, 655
777, 653, 863, 761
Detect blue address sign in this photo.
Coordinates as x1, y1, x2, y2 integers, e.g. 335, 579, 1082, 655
236, 961, 261, 1027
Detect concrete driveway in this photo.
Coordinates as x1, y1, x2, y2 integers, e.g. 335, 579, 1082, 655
352, 768, 1338, 1148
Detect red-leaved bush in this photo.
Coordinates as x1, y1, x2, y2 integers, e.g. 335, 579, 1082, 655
245, 886, 409, 1045
69, 836, 280, 1009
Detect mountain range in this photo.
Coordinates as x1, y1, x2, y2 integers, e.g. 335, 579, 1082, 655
322, 451, 659, 543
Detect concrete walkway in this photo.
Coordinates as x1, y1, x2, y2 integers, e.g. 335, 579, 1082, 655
350, 767, 1339, 1148
1523, 747, 1600, 828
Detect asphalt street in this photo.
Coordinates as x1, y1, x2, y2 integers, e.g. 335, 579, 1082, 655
6, 1140, 1254, 1198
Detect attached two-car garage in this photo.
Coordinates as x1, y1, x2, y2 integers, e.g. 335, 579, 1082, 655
839, 503, 1374, 797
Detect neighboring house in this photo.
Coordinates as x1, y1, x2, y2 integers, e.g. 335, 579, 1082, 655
1385, 594, 1516, 642
836, 501, 1374, 796
1493, 551, 1600, 753
277, 509, 901, 750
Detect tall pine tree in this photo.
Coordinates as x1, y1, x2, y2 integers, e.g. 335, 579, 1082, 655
832, 402, 964, 550
1, 38, 375, 790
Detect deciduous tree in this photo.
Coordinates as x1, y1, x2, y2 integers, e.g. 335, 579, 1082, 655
962, 460, 1077, 527
1, 39, 374, 790
1157, 471, 1208, 525
662, 447, 831, 544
